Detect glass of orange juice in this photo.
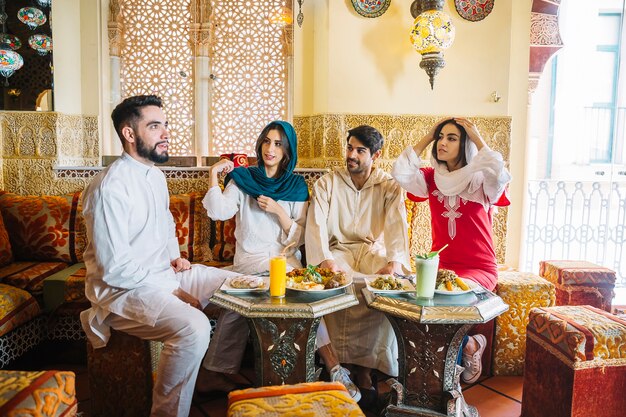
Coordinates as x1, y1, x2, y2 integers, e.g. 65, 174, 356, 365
269, 254, 287, 297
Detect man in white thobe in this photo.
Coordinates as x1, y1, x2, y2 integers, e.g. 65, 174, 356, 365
80, 95, 236, 417
305, 125, 411, 392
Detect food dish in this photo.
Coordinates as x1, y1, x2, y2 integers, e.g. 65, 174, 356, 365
434, 278, 479, 295
286, 266, 349, 291
221, 275, 269, 293
364, 276, 416, 294
286, 276, 353, 293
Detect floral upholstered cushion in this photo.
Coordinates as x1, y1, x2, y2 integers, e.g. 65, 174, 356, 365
540, 260, 616, 286
0, 192, 86, 263
0, 261, 68, 296
0, 370, 77, 417
0, 283, 41, 337
0, 214, 12, 267
169, 193, 212, 262
228, 381, 364, 417
211, 217, 236, 262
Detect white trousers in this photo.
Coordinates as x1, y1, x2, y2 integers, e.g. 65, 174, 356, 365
106, 265, 238, 417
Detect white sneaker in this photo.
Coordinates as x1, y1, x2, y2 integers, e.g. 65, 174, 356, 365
330, 365, 362, 403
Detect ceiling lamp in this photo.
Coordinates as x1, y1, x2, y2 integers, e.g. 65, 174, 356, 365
0, 33, 21, 50
17, 7, 47, 30
409, 0, 456, 89
0, 49, 23, 86
29, 34, 52, 55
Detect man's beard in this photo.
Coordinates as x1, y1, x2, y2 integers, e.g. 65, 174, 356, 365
346, 158, 362, 174
137, 135, 169, 164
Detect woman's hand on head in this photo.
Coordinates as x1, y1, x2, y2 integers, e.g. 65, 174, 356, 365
454, 118, 485, 150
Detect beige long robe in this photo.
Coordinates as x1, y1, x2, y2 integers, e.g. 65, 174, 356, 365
305, 167, 411, 376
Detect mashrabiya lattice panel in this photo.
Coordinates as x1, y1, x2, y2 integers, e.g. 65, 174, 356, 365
119, 0, 194, 156
209, 0, 288, 156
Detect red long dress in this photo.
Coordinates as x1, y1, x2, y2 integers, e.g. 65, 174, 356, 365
409, 167, 509, 291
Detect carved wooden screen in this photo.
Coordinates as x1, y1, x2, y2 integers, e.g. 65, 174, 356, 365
118, 0, 195, 156
208, 0, 290, 155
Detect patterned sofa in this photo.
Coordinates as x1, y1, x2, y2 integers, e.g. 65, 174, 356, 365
0, 178, 547, 380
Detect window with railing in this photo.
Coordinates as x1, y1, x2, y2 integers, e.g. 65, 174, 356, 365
526, 0, 626, 285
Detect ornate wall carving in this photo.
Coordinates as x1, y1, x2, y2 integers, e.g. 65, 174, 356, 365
1, 112, 98, 195
528, 0, 563, 94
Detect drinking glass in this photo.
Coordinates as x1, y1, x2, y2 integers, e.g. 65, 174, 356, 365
415, 255, 439, 299
269, 254, 287, 297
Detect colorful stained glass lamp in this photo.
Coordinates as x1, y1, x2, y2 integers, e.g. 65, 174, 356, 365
17, 7, 47, 30
0, 49, 23, 86
29, 34, 52, 55
409, 0, 456, 89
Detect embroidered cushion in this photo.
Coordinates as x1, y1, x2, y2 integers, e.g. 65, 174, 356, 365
0, 261, 68, 296
0, 283, 41, 338
228, 381, 364, 417
0, 370, 77, 417
0, 214, 12, 267
211, 217, 236, 262
0, 192, 85, 263
169, 192, 212, 262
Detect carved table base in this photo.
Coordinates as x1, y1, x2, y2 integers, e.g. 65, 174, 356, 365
383, 319, 479, 417
247, 316, 321, 386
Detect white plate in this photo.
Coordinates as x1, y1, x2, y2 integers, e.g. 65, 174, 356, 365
364, 276, 416, 294
434, 278, 479, 295
221, 275, 269, 293
286, 276, 353, 293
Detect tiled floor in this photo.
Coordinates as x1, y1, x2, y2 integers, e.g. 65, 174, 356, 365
66, 361, 522, 417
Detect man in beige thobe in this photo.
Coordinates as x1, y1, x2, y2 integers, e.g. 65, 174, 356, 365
305, 125, 411, 392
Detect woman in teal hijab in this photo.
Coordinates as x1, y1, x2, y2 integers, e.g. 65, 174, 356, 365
198, 121, 360, 402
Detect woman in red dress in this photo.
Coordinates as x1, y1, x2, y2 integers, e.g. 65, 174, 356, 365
392, 117, 511, 383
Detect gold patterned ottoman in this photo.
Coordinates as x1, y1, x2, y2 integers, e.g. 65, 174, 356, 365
521, 305, 626, 417
493, 270, 555, 375
86, 329, 163, 417
227, 381, 365, 416
0, 370, 77, 417
539, 260, 616, 312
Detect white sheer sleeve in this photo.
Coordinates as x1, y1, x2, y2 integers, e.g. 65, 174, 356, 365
202, 182, 241, 221
469, 147, 511, 204
391, 146, 429, 198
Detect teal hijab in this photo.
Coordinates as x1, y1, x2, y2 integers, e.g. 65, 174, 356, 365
225, 121, 309, 202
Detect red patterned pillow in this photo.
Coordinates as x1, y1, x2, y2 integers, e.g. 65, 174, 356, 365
211, 217, 236, 262
0, 212, 12, 267
169, 193, 212, 262
0, 192, 85, 263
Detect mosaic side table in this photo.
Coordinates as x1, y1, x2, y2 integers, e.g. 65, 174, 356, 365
362, 286, 508, 417
211, 286, 358, 386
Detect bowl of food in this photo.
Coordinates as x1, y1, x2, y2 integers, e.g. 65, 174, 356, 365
286, 265, 351, 292
434, 269, 477, 295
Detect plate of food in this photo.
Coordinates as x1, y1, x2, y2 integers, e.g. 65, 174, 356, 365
221, 275, 268, 293
434, 269, 479, 295
286, 265, 352, 292
365, 275, 416, 293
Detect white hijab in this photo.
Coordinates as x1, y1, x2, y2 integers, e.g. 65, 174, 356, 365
430, 138, 492, 210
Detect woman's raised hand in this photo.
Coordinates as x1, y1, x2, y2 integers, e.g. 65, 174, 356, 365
454, 117, 485, 150
257, 195, 281, 215
211, 159, 235, 174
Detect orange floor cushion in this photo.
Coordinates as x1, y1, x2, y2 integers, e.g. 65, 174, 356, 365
227, 381, 365, 417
